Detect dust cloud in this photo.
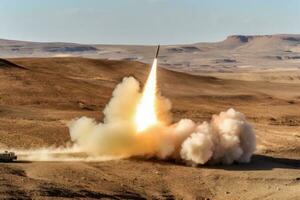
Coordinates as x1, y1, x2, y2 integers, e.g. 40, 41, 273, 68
68, 77, 256, 165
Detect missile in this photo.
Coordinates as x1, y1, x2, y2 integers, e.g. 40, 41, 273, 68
155, 45, 160, 58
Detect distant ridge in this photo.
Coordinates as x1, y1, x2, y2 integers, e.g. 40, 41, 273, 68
222, 34, 300, 45
0, 34, 299, 73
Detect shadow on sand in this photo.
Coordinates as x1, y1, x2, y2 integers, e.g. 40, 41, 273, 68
133, 154, 300, 171
13, 160, 32, 164
209, 154, 300, 171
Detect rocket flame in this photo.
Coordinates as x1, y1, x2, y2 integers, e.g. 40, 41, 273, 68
135, 58, 158, 132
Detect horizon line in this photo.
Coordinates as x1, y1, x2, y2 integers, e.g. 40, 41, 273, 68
0, 33, 299, 46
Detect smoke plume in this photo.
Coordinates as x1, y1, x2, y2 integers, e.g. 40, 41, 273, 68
68, 76, 256, 165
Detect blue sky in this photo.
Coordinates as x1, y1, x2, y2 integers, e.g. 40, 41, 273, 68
0, 0, 299, 44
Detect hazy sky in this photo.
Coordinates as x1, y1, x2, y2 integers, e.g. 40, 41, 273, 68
0, 0, 299, 45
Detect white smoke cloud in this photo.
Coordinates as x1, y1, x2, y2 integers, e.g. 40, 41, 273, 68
181, 109, 256, 166
180, 122, 214, 165
68, 76, 256, 166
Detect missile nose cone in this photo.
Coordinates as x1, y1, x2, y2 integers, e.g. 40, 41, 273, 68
155, 45, 160, 58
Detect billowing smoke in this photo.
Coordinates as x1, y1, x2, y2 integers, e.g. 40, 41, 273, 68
68, 77, 256, 166
180, 109, 256, 165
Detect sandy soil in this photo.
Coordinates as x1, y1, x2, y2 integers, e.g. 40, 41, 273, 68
0, 57, 299, 199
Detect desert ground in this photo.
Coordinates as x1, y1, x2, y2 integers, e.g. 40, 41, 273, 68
0, 35, 299, 199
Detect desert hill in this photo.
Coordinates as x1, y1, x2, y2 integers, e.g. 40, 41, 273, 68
0, 57, 299, 199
